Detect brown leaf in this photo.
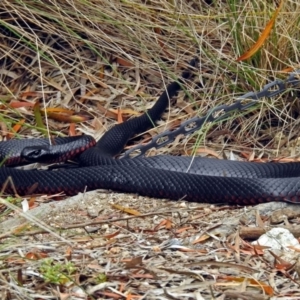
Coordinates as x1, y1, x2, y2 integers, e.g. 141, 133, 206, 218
41, 107, 74, 114
123, 256, 143, 268
192, 234, 211, 244
116, 57, 135, 67
237, 0, 284, 61
9, 101, 34, 108
104, 230, 120, 239
68, 123, 76, 136
46, 112, 89, 123
111, 204, 141, 216
7, 119, 25, 139
25, 251, 48, 260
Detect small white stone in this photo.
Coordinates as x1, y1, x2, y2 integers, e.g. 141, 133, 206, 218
252, 228, 300, 251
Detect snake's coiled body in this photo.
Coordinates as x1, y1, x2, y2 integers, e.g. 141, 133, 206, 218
1, 57, 300, 205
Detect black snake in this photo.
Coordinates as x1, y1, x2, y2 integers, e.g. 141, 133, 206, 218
1, 57, 300, 205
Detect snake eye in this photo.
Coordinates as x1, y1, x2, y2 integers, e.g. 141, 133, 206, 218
21, 146, 45, 161
31, 150, 42, 156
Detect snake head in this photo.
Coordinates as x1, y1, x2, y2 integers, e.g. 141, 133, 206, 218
21, 146, 56, 163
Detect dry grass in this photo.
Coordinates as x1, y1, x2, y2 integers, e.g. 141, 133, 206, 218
1, 0, 300, 299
